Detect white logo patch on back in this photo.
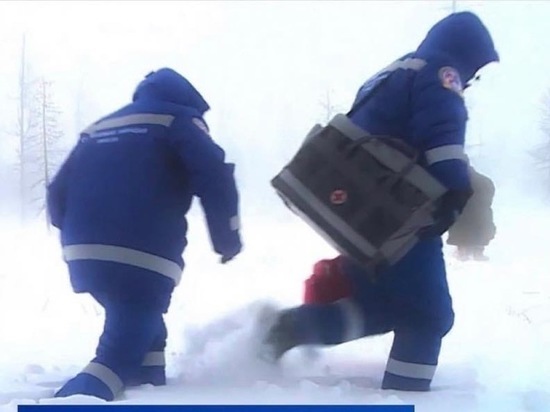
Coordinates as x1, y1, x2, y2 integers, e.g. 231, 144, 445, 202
192, 117, 210, 135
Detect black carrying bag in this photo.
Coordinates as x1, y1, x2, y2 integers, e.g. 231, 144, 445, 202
271, 114, 447, 275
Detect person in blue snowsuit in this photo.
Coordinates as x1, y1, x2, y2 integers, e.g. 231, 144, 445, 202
263, 12, 499, 391
47, 68, 242, 401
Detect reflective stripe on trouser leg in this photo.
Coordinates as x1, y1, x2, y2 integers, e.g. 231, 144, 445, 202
139, 350, 167, 386
126, 351, 166, 387
81, 362, 124, 398
93, 297, 167, 385
382, 331, 442, 391
385, 357, 437, 380
382, 357, 436, 391
142, 318, 167, 367
142, 351, 165, 366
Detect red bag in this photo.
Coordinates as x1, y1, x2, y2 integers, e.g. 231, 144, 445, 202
303, 256, 352, 304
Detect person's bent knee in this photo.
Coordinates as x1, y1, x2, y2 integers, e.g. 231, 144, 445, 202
436, 308, 455, 338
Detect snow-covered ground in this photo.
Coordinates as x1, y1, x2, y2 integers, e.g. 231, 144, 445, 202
0, 200, 549, 412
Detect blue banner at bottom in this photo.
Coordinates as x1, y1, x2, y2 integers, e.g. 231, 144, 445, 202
19, 406, 414, 412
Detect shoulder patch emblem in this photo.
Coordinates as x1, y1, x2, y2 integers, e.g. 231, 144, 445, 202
439, 66, 463, 96
192, 117, 210, 135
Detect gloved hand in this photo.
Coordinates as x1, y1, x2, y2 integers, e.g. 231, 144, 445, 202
220, 244, 242, 264
418, 210, 459, 239
220, 254, 236, 264
419, 188, 473, 239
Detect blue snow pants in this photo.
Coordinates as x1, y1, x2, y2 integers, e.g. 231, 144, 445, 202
55, 261, 171, 401
286, 237, 454, 391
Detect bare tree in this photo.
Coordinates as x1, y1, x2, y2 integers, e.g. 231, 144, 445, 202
319, 89, 342, 124
29, 78, 65, 228
14, 36, 65, 226
16, 35, 41, 223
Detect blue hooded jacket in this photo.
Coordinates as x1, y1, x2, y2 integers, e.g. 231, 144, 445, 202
259, 12, 498, 394
341, 10, 498, 315
335, 14, 499, 391
47, 68, 242, 299
349, 12, 498, 193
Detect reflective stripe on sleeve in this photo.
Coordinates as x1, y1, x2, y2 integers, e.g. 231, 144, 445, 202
230, 215, 240, 231
425, 144, 468, 165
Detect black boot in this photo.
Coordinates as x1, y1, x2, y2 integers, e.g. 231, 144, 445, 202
261, 309, 301, 362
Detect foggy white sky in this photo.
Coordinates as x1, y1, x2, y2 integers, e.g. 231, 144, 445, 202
1, 1, 550, 208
